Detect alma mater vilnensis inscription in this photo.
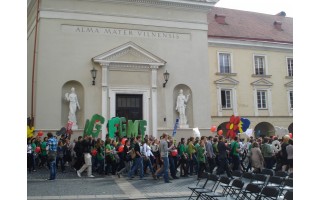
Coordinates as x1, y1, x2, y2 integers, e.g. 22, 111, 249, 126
61, 25, 191, 40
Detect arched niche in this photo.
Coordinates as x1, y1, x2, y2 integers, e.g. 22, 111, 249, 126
61, 81, 84, 129
254, 122, 275, 138
173, 84, 193, 128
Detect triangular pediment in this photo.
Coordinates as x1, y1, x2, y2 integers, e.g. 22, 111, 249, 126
214, 77, 239, 85
251, 78, 273, 86
92, 42, 166, 66
285, 81, 293, 87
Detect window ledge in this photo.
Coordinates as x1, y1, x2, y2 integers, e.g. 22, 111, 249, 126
252, 74, 272, 78
285, 76, 293, 79
222, 108, 233, 110
216, 73, 237, 76
258, 108, 268, 110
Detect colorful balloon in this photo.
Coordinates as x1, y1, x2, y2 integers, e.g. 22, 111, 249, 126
121, 138, 127, 145
35, 146, 41, 153
210, 126, 217, 132
91, 149, 97, 156
171, 149, 178, 157
289, 133, 293, 138
218, 130, 223, 135
118, 145, 124, 153
37, 131, 43, 137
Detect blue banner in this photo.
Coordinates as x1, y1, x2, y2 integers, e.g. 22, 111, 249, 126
172, 118, 179, 137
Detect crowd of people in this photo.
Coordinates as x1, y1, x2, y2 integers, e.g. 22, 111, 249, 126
27, 132, 293, 182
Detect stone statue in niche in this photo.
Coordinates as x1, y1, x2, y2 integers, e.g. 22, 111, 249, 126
175, 89, 190, 128
65, 87, 80, 130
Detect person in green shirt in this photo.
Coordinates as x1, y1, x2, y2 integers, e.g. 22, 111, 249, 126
197, 137, 207, 180
96, 138, 105, 175
39, 137, 48, 169
31, 138, 37, 171
105, 138, 116, 175
178, 138, 188, 177
187, 137, 196, 175
230, 136, 240, 171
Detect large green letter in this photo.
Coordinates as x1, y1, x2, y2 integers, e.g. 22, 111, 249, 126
119, 117, 127, 137
127, 120, 140, 138
84, 114, 105, 138
139, 120, 147, 139
108, 117, 120, 139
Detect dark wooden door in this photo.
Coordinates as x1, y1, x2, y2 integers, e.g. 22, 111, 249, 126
116, 94, 143, 121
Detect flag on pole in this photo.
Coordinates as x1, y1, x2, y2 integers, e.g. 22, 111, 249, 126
172, 118, 179, 137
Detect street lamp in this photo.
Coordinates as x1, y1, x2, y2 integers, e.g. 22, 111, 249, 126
163, 70, 169, 88
91, 67, 97, 85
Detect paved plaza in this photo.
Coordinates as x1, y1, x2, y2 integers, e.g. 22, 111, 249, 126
27, 168, 290, 200
27, 167, 196, 200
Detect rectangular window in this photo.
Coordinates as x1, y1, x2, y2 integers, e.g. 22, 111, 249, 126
289, 91, 293, 109
257, 90, 267, 109
287, 58, 293, 76
254, 56, 265, 75
219, 53, 231, 73
221, 89, 232, 109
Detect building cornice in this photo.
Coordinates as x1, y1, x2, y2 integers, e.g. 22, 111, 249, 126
208, 38, 293, 51
87, 0, 218, 11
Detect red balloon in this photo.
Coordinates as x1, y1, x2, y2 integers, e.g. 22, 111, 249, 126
35, 146, 41, 153
289, 133, 293, 138
91, 149, 97, 156
37, 131, 43, 137
218, 130, 223, 135
171, 149, 178, 157
121, 138, 127, 145
118, 145, 124, 153
210, 126, 217, 132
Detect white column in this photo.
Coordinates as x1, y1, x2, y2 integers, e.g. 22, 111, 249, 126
151, 66, 158, 138
101, 63, 109, 140
232, 88, 238, 116
267, 88, 273, 116
217, 87, 222, 116
253, 88, 258, 116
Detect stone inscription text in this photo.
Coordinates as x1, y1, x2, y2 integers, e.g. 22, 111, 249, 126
61, 25, 190, 40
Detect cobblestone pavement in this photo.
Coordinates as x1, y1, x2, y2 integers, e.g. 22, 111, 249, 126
27, 167, 198, 200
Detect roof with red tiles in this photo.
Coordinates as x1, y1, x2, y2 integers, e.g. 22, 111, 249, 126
208, 7, 293, 44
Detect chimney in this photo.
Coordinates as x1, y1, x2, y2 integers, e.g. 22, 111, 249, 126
215, 14, 227, 24
274, 21, 283, 31
276, 11, 286, 17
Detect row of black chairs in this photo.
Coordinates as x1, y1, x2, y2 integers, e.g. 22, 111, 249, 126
188, 171, 293, 200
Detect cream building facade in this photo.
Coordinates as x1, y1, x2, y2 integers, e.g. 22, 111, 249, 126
27, 0, 218, 140
207, 8, 293, 137
28, 1, 293, 140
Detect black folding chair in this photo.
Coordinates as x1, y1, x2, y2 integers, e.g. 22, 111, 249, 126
284, 190, 293, 200
225, 179, 244, 198
188, 172, 210, 200
274, 171, 288, 178
241, 172, 253, 183
193, 174, 220, 200
261, 168, 274, 177
235, 183, 262, 200
280, 178, 293, 197
217, 176, 232, 195
232, 170, 243, 180
266, 176, 284, 189
251, 174, 268, 186
257, 186, 280, 200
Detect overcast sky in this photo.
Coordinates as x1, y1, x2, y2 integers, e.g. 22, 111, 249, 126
215, 0, 294, 17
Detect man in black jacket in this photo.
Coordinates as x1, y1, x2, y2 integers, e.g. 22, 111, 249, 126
77, 135, 95, 178
216, 136, 233, 178
73, 136, 84, 170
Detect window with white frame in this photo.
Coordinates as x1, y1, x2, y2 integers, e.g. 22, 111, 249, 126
254, 55, 266, 75
289, 91, 293, 109
257, 90, 267, 109
221, 89, 232, 109
287, 58, 293, 77
219, 53, 231, 73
